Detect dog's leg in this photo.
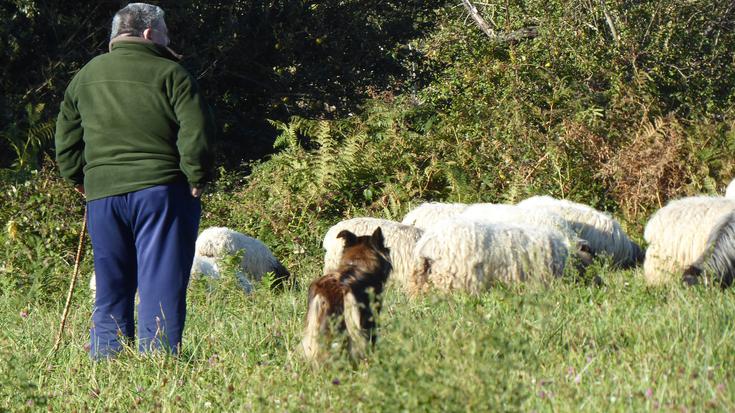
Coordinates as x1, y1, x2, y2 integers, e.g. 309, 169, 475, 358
344, 292, 368, 360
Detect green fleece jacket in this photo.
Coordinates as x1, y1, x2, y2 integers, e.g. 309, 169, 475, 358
55, 37, 216, 201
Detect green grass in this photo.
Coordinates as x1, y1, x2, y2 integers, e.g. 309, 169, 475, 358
2, 260, 735, 412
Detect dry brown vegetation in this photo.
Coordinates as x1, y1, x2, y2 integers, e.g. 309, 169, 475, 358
600, 115, 689, 218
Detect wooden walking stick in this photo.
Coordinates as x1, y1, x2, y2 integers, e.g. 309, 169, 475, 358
52, 206, 88, 353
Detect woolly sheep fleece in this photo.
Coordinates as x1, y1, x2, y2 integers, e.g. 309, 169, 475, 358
401, 202, 468, 231
517, 195, 642, 267
322, 217, 423, 291
195, 226, 288, 286
90, 250, 255, 294
88, 272, 142, 302
410, 217, 572, 295
643, 196, 735, 285
459, 203, 580, 245
191, 255, 254, 292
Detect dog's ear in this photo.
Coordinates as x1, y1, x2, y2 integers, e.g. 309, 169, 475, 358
370, 227, 386, 250
337, 230, 358, 247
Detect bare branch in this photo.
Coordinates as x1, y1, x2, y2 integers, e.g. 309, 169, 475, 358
461, 0, 539, 44
462, 0, 495, 38
599, 0, 619, 43
497, 26, 539, 44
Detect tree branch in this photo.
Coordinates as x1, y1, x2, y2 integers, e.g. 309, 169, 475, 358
461, 0, 539, 44
462, 0, 495, 38
600, 0, 619, 43
497, 26, 539, 44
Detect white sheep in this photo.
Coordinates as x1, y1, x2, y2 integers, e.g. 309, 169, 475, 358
643, 196, 735, 285
459, 203, 581, 245
725, 178, 735, 199
401, 202, 468, 231
190, 254, 254, 293
191, 255, 219, 278
409, 217, 575, 295
89, 230, 267, 293
322, 217, 423, 292
88, 272, 142, 303
195, 226, 289, 289
517, 195, 643, 268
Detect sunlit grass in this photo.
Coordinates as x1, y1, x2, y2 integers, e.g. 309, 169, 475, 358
2, 262, 735, 412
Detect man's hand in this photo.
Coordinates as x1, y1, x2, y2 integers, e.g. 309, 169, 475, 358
191, 186, 204, 198
75, 185, 85, 197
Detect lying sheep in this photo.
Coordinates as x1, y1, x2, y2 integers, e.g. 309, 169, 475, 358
191, 255, 219, 278
190, 255, 253, 293
90, 255, 254, 294
409, 217, 578, 295
323, 218, 423, 292
194, 226, 290, 289
517, 195, 643, 268
459, 203, 581, 245
644, 196, 735, 285
401, 202, 468, 231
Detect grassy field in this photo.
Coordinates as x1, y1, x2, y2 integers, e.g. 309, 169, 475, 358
2, 257, 734, 412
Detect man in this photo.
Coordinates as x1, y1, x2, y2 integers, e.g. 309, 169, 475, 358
55, 3, 215, 359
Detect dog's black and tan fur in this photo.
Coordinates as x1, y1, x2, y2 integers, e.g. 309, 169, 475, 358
301, 227, 391, 362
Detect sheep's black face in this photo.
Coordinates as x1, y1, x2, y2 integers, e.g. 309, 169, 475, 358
682, 265, 703, 286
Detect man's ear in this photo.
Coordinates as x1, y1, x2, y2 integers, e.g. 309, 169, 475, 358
336, 230, 358, 247
142, 28, 153, 40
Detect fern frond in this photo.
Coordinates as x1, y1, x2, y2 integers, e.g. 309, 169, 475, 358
313, 120, 340, 189
269, 117, 307, 150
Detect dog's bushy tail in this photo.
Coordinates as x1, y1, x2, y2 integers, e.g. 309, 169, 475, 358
301, 293, 329, 362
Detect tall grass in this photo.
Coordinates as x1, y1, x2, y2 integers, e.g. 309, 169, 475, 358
2, 265, 735, 412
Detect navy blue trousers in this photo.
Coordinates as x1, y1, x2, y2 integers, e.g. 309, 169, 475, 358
86, 182, 200, 359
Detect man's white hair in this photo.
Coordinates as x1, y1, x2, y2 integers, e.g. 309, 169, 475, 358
110, 3, 165, 41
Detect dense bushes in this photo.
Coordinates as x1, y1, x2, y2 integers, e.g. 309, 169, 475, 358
0, 0, 443, 168
218, 0, 735, 243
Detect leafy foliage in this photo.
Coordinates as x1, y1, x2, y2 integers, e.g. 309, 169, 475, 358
0, 160, 87, 298
0, 0, 444, 168
0, 103, 55, 170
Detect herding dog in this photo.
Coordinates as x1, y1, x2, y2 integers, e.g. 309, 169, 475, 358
301, 227, 391, 362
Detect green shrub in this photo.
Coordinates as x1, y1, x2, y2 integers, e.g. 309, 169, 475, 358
0, 160, 88, 299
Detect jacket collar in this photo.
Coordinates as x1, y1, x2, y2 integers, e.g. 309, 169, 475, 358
109, 35, 183, 61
